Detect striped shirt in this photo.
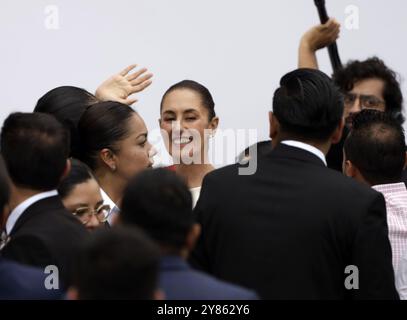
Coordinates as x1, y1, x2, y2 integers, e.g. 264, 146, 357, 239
372, 183, 407, 272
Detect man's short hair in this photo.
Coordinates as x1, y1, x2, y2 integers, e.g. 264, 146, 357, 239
120, 168, 194, 252
273, 68, 344, 141
71, 227, 160, 300
333, 57, 404, 124
0, 112, 70, 191
344, 109, 406, 185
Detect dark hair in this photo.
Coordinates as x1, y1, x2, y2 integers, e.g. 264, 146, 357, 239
1, 112, 70, 191
273, 68, 344, 141
58, 159, 95, 199
34, 86, 98, 159
77, 101, 136, 170
0, 156, 10, 213
161, 80, 216, 120
344, 109, 406, 185
71, 226, 160, 300
333, 57, 404, 124
121, 168, 193, 251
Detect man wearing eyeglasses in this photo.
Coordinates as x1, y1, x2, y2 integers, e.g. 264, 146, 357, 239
299, 19, 403, 126
298, 19, 404, 171
335, 58, 403, 127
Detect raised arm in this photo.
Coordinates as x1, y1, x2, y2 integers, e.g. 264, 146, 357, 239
298, 18, 340, 69
95, 64, 153, 105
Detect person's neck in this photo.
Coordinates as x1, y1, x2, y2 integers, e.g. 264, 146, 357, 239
95, 169, 125, 206
174, 163, 214, 188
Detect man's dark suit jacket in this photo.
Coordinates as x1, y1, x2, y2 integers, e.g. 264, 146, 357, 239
1, 195, 88, 287
159, 255, 258, 300
190, 143, 399, 300
0, 258, 63, 299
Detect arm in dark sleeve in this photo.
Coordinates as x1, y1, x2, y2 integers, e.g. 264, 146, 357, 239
351, 192, 399, 300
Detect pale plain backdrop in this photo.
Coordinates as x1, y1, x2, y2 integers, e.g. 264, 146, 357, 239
1, 0, 406, 166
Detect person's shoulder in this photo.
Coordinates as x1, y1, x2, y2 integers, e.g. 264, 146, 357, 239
319, 168, 385, 221
323, 167, 381, 198
33, 205, 86, 230
38, 196, 87, 228
16, 200, 88, 241
203, 163, 242, 184
197, 164, 244, 199
2, 232, 52, 262
0, 258, 63, 299
0, 258, 46, 282
0, 258, 39, 275
185, 268, 259, 300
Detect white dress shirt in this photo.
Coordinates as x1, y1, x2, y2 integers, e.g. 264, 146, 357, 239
396, 250, 407, 299
100, 188, 119, 225
6, 190, 58, 235
372, 182, 407, 271
281, 140, 327, 166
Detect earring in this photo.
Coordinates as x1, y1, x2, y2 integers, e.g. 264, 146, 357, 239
111, 165, 116, 171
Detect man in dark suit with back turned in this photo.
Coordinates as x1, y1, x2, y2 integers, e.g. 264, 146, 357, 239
0, 112, 88, 289
190, 69, 399, 300
0, 155, 63, 299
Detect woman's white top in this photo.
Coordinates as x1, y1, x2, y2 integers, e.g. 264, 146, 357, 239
190, 187, 202, 208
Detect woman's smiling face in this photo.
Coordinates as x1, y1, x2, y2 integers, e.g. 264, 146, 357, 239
160, 88, 218, 163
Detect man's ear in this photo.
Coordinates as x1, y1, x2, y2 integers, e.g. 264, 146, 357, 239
66, 287, 79, 300
269, 111, 279, 140
158, 118, 162, 128
185, 223, 201, 252
343, 159, 357, 178
100, 148, 117, 172
331, 117, 345, 144
60, 159, 72, 181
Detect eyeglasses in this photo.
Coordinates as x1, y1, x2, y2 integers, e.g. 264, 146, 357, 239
72, 204, 111, 224
344, 93, 385, 110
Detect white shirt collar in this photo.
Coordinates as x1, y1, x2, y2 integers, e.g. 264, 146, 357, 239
6, 190, 58, 234
281, 140, 327, 166
100, 188, 119, 225
372, 182, 407, 193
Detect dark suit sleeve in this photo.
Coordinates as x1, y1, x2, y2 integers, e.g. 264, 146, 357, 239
189, 174, 215, 273
351, 192, 399, 300
2, 235, 54, 270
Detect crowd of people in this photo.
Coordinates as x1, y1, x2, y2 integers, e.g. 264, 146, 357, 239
1, 18, 407, 300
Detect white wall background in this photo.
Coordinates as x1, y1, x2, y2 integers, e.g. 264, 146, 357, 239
1, 0, 406, 167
